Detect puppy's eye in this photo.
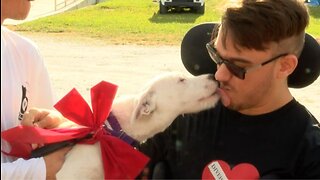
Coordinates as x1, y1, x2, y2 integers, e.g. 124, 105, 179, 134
178, 78, 186, 83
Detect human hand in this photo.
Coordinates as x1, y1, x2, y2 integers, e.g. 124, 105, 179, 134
21, 108, 77, 149
21, 108, 66, 129
21, 108, 75, 179
43, 146, 72, 180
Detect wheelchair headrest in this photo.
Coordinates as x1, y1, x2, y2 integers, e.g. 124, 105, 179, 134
181, 23, 320, 88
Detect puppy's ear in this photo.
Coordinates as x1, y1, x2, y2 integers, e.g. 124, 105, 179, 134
132, 90, 156, 121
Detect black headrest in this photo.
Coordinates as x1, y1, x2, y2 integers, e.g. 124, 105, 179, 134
181, 23, 320, 88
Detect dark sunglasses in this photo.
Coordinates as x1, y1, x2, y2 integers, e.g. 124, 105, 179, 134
206, 43, 288, 80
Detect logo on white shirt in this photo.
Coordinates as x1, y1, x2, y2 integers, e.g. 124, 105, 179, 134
18, 86, 28, 120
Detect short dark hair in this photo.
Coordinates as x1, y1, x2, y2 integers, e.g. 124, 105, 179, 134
217, 0, 309, 55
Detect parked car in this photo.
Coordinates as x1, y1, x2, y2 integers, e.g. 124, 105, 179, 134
159, 0, 205, 14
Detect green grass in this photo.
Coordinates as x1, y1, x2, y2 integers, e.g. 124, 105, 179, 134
308, 6, 320, 37
15, 0, 320, 45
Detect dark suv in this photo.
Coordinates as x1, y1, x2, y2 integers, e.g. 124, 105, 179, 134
159, 0, 205, 14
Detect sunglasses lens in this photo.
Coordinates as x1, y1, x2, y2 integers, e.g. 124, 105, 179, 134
224, 63, 245, 79
206, 43, 246, 79
211, 53, 222, 64
206, 45, 222, 65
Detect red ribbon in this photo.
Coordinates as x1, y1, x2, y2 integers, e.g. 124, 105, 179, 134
1, 81, 149, 179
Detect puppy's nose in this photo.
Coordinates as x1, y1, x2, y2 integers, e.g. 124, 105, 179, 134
207, 74, 215, 80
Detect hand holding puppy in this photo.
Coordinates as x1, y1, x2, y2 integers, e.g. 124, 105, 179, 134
21, 108, 66, 128
21, 108, 77, 129
21, 108, 74, 180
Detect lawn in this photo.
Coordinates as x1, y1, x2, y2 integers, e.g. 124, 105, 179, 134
15, 0, 320, 45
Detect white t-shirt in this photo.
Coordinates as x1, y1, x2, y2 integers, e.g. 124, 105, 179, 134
1, 26, 55, 180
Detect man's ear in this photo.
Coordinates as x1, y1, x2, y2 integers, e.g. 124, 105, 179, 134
132, 90, 156, 121
277, 54, 298, 79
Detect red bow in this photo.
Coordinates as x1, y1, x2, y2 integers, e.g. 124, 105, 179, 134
2, 81, 149, 179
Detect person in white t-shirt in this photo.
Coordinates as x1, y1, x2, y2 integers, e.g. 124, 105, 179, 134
1, 0, 71, 179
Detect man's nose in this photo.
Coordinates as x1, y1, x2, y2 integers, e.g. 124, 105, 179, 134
214, 64, 233, 82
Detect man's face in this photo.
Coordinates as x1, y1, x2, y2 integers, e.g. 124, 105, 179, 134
1, 0, 31, 21
214, 29, 279, 114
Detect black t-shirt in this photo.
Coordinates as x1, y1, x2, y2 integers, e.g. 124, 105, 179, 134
138, 99, 320, 178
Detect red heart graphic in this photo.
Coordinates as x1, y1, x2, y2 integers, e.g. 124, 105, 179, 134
202, 160, 260, 179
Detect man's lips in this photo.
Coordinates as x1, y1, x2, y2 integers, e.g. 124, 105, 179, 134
217, 88, 231, 106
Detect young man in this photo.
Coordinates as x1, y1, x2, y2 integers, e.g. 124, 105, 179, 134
1, 0, 71, 179
138, 0, 320, 178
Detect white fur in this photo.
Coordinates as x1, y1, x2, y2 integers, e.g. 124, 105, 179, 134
57, 72, 219, 179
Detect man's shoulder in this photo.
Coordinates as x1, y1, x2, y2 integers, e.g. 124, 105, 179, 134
1, 25, 42, 65
287, 99, 319, 126
1, 25, 38, 50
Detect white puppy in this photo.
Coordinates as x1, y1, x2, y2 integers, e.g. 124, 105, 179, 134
55, 72, 220, 179
111, 72, 219, 142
